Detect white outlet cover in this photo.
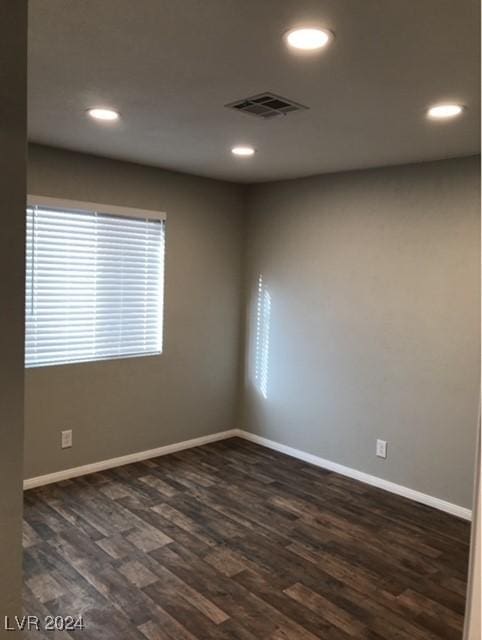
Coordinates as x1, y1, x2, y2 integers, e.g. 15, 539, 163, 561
61, 429, 72, 449
376, 439, 387, 458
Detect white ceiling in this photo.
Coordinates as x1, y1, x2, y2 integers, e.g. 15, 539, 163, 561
28, 0, 480, 183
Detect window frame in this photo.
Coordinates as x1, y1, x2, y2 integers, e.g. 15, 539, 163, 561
25, 195, 167, 369
27, 195, 166, 223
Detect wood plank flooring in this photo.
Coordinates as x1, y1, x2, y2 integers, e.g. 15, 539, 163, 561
23, 437, 471, 639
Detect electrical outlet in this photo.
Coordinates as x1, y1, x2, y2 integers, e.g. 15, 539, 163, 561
376, 439, 387, 459
61, 429, 72, 449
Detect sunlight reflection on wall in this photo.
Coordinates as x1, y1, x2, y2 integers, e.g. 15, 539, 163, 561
255, 274, 271, 399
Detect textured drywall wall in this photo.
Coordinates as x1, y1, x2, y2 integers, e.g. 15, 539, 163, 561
242, 156, 480, 508
0, 0, 27, 632
26, 144, 244, 478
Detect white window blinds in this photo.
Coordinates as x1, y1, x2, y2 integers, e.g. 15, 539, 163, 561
26, 200, 165, 368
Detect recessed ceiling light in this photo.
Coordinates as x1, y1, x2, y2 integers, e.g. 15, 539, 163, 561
231, 146, 255, 157
427, 104, 464, 120
87, 107, 120, 121
285, 27, 333, 51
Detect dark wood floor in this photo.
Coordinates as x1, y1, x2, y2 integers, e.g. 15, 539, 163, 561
23, 437, 471, 640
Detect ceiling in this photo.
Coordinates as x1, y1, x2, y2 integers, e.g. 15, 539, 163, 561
28, 0, 480, 183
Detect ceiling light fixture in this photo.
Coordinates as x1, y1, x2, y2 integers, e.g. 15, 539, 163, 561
285, 27, 333, 51
87, 107, 120, 121
231, 146, 255, 157
427, 103, 464, 120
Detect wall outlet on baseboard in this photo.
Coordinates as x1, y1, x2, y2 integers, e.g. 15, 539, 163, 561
61, 429, 72, 449
376, 439, 387, 459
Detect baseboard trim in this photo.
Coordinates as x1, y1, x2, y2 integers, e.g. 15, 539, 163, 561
23, 429, 238, 490
235, 430, 472, 521
24, 427, 472, 521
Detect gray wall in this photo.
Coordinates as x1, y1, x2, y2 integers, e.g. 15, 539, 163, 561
0, 0, 27, 631
242, 156, 480, 509
26, 144, 244, 478
26, 146, 480, 510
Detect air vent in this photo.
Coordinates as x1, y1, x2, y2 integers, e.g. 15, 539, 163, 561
225, 93, 308, 119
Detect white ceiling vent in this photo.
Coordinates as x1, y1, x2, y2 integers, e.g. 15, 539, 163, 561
225, 93, 308, 119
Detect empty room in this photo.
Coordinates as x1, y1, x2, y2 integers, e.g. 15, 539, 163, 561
0, 1, 481, 638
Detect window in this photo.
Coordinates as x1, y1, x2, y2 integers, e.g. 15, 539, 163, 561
25, 197, 165, 368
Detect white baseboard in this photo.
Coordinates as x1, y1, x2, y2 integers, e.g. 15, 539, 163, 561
235, 430, 472, 521
23, 429, 238, 490
24, 427, 472, 521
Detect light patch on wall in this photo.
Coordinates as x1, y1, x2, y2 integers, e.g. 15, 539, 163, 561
255, 274, 271, 399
